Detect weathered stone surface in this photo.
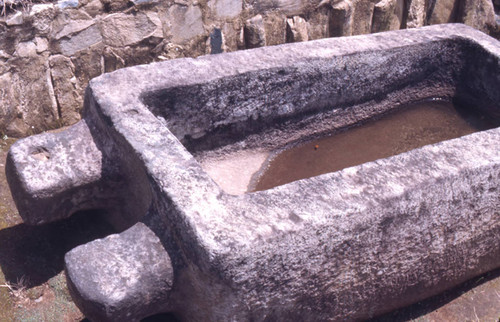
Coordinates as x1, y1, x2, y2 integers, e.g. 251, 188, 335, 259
263, 13, 286, 46
371, 0, 404, 32
59, 24, 102, 56
352, 0, 375, 34
0, 21, 33, 55
0, 72, 25, 135
34, 36, 48, 53
1, 56, 58, 137
28, 4, 56, 35
221, 21, 242, 52
164, 4, 205, 43
248, 0, 305, 15
7, 24, 499, 320
70, 42, 104, 87
0, 61, 8, 75
0, 0, 498, 139
329, 0, 354, 37
65, 223, 174, 321
427, 0, 459, 25
100, 12, 163, 47
244, 14, 266, 48
458, 0, 496, 32
82, 0, 104, 16
406, 0, 426, 28
49, 55, 83, 124
6, 119, 152, 229
52, 14, 94, 40
209, 0, 242, 19
103, 45, 157, 71
6, 11, 23, 26
15, 41, 37, 58
306, 6, 329, 40
286, 15, 308, 42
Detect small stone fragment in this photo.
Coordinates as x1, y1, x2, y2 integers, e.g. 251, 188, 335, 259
57, 0, 79, 9
6, 11, 23, 26
34, 37, 49, 53
15, 41, 37, 58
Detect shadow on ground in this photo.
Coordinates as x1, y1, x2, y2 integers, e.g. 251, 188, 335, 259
0, 210, 115, 288
370, 267, 500, 321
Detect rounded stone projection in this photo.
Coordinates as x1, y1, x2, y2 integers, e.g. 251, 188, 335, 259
65, 223, 174, 321
6, 24, 500, 320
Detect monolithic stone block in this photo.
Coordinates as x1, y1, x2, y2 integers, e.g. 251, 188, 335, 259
6, 24, 500, 321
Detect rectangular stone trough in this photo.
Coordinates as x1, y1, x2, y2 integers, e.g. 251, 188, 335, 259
5, 24, 500, 321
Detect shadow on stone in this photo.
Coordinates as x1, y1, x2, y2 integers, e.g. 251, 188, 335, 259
80, 312, 181, 322
369, 267, 500, 321
0, 210, 115, 288
141, 312, 181, 321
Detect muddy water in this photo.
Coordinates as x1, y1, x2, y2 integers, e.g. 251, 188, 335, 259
251, 101, 498, 192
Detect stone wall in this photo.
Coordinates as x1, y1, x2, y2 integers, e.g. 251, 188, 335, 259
0, 0, 498, 137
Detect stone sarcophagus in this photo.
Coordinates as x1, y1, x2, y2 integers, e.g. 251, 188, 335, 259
5, 24, 500, 321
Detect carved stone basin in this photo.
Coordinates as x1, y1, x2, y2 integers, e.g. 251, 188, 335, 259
5, 24, 500, 321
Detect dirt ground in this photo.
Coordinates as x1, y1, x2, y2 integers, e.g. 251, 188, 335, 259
0, 137, 498, 321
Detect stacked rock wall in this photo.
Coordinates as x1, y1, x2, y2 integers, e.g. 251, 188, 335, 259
0, 0, 498, 137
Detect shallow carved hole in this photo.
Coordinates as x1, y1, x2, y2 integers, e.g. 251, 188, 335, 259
30, 147, 50, 161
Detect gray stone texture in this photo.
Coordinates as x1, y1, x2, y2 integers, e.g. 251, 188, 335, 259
65, 223, 174, 321
6, 24, 500, 320
49, 54, 83, 124
0, 0, 499, 137
371, 0, 404, 32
